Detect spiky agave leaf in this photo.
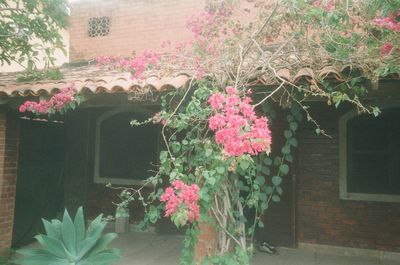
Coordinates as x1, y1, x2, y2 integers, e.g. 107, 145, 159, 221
42, 219, 62, 240
17, 207, 121, 265
74, 207, 86, 244
61, 209, 77, 256
78, 249, 121, 265
86, 214, 106, 240
15, 249, 68, 265
34, 234, 70, 259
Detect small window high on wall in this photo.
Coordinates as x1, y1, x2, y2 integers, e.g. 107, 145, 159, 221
339, 107, 400, 202
94, 108, 160, 185
88, 16, 111, 37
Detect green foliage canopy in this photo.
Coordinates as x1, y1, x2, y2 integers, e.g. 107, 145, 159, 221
0, 0, 69, 70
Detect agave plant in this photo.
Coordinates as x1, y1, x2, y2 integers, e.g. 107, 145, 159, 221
17, 207, 120, 265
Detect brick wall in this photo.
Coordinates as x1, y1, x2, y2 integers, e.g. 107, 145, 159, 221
296, 105, 400, 252
69, 0, 205, 61
0, 112, 19, 254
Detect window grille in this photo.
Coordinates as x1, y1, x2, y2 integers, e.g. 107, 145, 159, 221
88, 16, 111, 37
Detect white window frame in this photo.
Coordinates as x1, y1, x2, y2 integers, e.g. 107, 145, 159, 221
339, 106, 400, 203
94, 107, 157, 186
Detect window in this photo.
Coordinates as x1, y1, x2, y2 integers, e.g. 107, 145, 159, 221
94, 108, 160, 185
339, 107, 400, 202
88, 16, 111, 37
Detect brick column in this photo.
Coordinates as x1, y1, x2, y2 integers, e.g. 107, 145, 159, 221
195, 222, 218, 263
0, 112, 19, 255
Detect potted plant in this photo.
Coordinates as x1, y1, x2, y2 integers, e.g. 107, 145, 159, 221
115, 190, 131, 233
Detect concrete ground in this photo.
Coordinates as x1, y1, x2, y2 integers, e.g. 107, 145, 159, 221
111, 232, 400, 265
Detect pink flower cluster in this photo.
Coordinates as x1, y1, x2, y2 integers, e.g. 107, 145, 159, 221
19, 84, 77, 114
160, 180, 200, 223
313, 0, 335, 12
380, 42, 394, 55
186, 6, 232, 40
374, 12, 400, 32
208, 86, 272, 157
96, 49, 161, 79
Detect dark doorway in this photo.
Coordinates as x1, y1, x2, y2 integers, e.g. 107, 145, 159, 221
257, 174, 295, 247
12, 119, 66, 247
255, 111, 296, 247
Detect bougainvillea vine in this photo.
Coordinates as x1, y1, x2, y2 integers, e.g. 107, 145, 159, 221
208, 86, 272, 156
19, 83, 78, 115
160, 180, 200, 227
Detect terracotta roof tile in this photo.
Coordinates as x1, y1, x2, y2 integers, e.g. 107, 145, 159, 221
0, 64, 398, 98
0, 65, 191, 97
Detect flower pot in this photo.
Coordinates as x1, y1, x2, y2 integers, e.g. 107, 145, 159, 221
115, 216, 129, 233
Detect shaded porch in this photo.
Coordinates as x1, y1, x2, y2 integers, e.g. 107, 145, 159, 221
19, 231, 400, 265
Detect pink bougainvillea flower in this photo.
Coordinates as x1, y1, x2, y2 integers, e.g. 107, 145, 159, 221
19, 84, 77, 115
225, 86, 236, 95
96, 50, 161, 80
208, 93, 225, 110
374, 15, 400, 32
160, 180, 200, 224
380, 42, 394, 55
313, 0, 335, 11
209, 114, 226, 130
208, 87, 272, 157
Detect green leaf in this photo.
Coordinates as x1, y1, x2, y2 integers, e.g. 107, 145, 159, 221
207, 177, 216, 185
169, 170, 178, 179
148, 205, 160, 223
265, 186, 273, 194
263, 157, 272, 166
285, 154, 293, 162
259, 193, 267, 202
84, 233, 118, 258
272, 175, 282, 186
284, 130, 293, 139
290, 122, 298, 131
205, 148, 213, 157
239, 160, 250, 170
86, 215, 106, 240
289, 138, 298, 147
258, 220, 264, 228
74, 207, 85, 245
61, 209, 77, 255
273, 157, 281, 166
159, 151, 168, 163
280, 164, 289, 175
281, 145, 291, 155
42, 219, 61, 240
255, 176, 265, 186
80, 249, 121, 265
294, 112, 303, 122
171, 142, 181, 153
34, 235, 69, 259
372, 107, 381, 117
261, 166, 270, 175
272, 195, 281, 202
261, 202, 269, 210
216, 166, 225, 174
16, 249, 67, 265
76, 236, 99, 260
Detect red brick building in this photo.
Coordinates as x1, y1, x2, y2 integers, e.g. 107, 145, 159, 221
0, 0, 399, 260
